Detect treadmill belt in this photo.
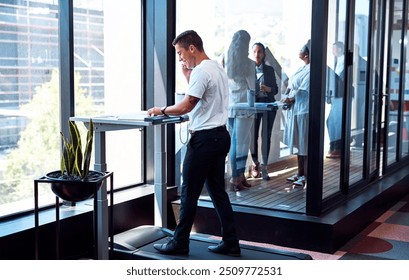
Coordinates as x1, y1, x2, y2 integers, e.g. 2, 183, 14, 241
111, 225, 312, 260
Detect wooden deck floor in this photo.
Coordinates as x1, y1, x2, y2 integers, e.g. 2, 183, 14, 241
225, 156, 309, 213
199, 148, 371, 214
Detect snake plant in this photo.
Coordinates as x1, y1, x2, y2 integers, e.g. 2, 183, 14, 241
60, 119, 94, 179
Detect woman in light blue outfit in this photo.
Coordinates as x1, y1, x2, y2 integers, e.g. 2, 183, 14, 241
282, 41, 311, 188
226, 30, 256, 191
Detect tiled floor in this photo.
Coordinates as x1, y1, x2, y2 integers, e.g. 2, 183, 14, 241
240, 193, 409, 260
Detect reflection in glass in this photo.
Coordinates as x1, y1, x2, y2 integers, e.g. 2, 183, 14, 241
323, 0, 347, 197
326, 42, 345, 160
349, 0, 369, 185
386, 0, 403, 165
402, 6, 409, 158
368, 0, 383, 176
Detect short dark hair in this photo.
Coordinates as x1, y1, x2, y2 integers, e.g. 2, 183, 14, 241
252, 42, 265, 53
172, 30, 204, 52
300, 39, 311, 55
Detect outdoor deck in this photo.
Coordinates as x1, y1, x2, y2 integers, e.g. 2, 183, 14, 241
199, 147, 371, 213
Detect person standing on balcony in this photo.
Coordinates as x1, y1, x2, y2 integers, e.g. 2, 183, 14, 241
225, 30, 255, 191
282, 40, 311, 189
249, 42, 279, 180
147, 30, 241, 257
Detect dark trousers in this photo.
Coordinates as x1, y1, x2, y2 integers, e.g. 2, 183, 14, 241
297, 155, 307, 177
251, 110, 277, 165
173, 127, 238, 246
329, 139, 342, 151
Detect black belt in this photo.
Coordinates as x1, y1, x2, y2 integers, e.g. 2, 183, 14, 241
189, 125, 226, 134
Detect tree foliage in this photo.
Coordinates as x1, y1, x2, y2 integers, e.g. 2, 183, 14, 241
0, 70, 100, 204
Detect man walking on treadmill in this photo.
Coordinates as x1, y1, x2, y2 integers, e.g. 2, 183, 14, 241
147, 30, 240, 257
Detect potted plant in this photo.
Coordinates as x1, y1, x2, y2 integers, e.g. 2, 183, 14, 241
45, 119, 105, 202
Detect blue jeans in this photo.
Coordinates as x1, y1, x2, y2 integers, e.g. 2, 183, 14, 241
228, 117, 254, 177
173, 126, 238, 246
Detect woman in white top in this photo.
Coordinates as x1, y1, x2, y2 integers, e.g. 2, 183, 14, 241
226, 30, 256, 191
282, 40, 311, 188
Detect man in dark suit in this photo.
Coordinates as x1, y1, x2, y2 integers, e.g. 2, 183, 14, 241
249, 42, 279, 180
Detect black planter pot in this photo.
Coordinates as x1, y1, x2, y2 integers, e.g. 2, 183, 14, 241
45, 170, 105, 202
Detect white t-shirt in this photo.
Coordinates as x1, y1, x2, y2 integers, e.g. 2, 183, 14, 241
187, 60, 229, 132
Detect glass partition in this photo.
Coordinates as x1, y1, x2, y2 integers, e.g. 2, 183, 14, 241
349, 0, 370, 185
175, 0, 312, 213
368, 0, 383, 177
402, 2, 409, 158
323, 0, 375, 197
386, 0, 404, 165
323, 0, 347, 197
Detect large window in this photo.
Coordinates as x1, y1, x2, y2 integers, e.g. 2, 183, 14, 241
323, 0, 372, 197
0, 1, 60, 217
0, 0, 143, 218
73, 1, 143, 189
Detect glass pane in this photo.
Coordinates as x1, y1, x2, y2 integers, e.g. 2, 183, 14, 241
0, 1, 60, 217
73, 1, 143, 188
176, 0, 312, 213
349, 0, 370, 185
402, 4, 409, 158
323, 0, 347, 197
386, 0, 403, 165
368, 0, 383, 175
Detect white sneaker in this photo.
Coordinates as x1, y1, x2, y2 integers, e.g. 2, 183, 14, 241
292, 176, 305, 187
286, 174, 299, 182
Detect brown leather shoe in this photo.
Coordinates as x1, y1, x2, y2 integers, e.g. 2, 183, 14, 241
239, 174, 251, 188
326, 150, 341, 158
230, 177, 249, 191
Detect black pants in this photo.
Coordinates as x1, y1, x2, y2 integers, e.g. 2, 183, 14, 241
173, 126, 238, 246
251, 110, 277, 165
329, 139, 342, 151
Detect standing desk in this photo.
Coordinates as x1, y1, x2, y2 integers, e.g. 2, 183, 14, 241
70, 113, 188, 259
231, 102, 284, 162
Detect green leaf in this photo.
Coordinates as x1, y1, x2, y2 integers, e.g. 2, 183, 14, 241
60, 132, 73, 174
73, 145, 83, 176
82, 119, 94, 178
69, 121, 82, 154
